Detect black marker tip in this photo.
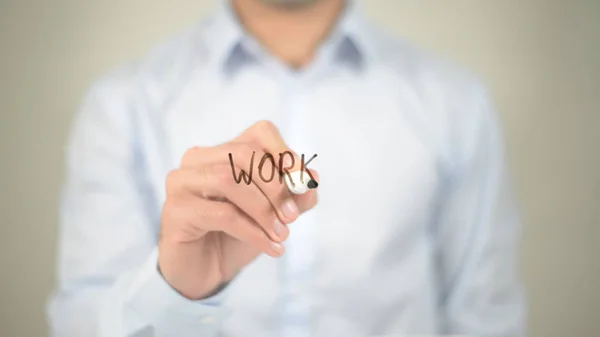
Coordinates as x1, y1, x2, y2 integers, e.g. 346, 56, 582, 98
307, 179, 319, 189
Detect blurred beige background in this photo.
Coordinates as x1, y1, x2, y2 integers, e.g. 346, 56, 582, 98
1, 0, 599, 336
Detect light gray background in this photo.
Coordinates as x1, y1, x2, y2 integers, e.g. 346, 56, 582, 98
1, 1, 599, 336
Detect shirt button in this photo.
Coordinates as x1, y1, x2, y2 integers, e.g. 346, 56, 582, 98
200, 316, 216, 324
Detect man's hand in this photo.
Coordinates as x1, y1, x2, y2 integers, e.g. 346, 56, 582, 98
158, 121, 319, 300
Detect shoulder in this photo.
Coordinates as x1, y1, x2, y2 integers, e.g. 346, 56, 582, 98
83, 17, 214, 115
366, 23, 500, 167
370, 25, 488, 107
71, 19, 216, 153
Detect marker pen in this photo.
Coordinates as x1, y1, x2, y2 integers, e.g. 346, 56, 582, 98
284, 170, 318, 195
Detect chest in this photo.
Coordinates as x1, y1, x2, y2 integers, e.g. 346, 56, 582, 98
150, 73, 442, 331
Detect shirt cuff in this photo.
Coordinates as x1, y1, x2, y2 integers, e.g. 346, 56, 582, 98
123, 247, 230, 331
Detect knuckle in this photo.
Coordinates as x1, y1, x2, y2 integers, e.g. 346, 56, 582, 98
162, 199, 210, 241
213, 203, 237, 225
160, 201, 174, 225
213, 164, 234, 186
247, 140, 262, 151
255, 120, 276, 133
161, 199, 185, 227
237, 142, 258, 158
165, 170, 184, 193
227, 143, 255, 165
181, 146, 203, 167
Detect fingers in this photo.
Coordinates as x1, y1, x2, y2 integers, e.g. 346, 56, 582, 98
178, 141, 310, 224
166, 167, 287, 241
170, 120, 319, 256
181, 120, 316, 182
228, 122, 318, 217
180, 142, 261, 170
166, 197, 285, 258
237, 120, 305, 172
236, 120, 289, 157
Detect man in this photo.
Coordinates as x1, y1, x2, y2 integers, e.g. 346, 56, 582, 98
47, 0, 527, 336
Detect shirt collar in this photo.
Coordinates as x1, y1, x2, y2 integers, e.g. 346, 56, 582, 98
333, 0, 377, 68
202, 0, 376, 76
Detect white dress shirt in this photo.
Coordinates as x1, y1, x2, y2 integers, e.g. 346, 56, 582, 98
47, 1, 527, 336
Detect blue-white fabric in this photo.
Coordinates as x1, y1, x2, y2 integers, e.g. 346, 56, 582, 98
48, 1, 527, 336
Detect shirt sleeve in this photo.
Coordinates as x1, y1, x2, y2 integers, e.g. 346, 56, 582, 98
433, 83, 527, 336
46, 69, 230, 337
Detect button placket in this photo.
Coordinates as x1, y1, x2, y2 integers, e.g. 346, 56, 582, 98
278, 76, 318, 337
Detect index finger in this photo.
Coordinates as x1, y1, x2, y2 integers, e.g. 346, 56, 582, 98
236, 120, 308, 178
236, 120, 289, 157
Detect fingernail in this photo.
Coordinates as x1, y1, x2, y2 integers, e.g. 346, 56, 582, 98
281, 198, 299, 221
271, 241, 285, 255
273, 218, 289, 241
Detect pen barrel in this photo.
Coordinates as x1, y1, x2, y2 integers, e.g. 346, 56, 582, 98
284, 170, 315, 195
